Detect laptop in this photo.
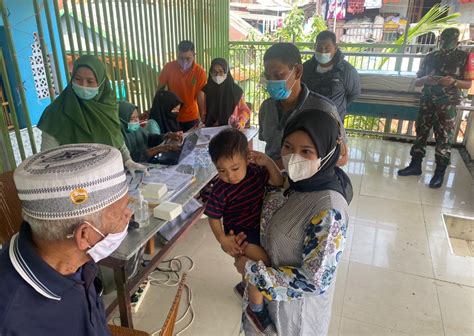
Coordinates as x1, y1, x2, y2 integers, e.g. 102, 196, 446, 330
148, 133, 199, 165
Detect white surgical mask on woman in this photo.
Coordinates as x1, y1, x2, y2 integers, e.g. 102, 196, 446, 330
72, 82, 100, 100
212, 74, 227, 85
85, 221, 128, 262
282, 146, 337, 182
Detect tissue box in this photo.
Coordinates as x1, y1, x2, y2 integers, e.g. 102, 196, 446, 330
140, 183, 167, 199
153, 202, 183, 220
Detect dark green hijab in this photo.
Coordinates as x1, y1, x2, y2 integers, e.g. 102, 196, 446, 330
38, 55, 123, 148
119, 101, 149, 162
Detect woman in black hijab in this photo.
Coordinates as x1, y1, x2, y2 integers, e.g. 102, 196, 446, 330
282, 109, 353, 199
201, 58, 250, 128
235, 109, 352, 336
147, 90, 183, 135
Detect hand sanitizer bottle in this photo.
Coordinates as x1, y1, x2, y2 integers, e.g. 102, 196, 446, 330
135, 190, 149, 227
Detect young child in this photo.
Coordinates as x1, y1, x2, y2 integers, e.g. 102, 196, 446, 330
205, 128, 283, 332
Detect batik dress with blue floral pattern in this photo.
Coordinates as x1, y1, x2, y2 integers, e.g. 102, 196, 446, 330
243, 188, 348, 335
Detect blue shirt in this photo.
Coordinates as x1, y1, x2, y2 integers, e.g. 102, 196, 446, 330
145, 119, 162, 135
0, 222, 111, 336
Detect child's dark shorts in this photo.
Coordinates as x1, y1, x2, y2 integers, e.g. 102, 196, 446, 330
224, 226, 261, 246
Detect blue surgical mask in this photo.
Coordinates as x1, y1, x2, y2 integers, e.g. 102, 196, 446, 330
127, 122, 140, 132
265, 68, 296, 101
314, 52, 333, 65
72, 82, 100, 100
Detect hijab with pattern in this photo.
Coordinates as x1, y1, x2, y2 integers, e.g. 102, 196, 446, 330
202, 58, 243, 127
38, 55, 123, 148
149, 90, 182, 134
282, 108, 353, 203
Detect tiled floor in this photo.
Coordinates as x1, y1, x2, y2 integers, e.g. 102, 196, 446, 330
131, 137, 473, 336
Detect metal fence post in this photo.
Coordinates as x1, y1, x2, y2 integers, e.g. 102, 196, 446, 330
0, 49, 20, 167
43, 0, 64, 91
0, 0, 37, 154
33, 0, 55, 103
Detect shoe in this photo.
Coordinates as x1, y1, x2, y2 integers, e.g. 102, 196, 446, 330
234, 282, 245, 299
429, 165, 447, 189
398, 157, 422, 176
245, 305, 276, 333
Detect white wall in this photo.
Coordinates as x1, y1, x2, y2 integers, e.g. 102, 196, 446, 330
455, 3, 474, 24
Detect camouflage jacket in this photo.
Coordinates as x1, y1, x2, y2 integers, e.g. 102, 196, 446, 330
417, 48, 469, 104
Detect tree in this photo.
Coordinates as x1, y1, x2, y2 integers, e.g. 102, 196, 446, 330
251, 6, 328, 44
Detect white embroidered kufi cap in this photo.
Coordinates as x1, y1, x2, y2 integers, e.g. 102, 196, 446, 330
14, 143, 128, 220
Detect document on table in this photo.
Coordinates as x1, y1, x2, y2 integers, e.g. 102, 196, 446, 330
142, 168, 194, 191
194, 125, 258, 145
196, 125, 230, 145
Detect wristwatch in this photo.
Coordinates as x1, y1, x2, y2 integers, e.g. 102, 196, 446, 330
454, 79, 458, 88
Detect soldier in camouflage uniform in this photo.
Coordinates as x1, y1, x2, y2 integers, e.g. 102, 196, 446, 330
398, 28, 472, 188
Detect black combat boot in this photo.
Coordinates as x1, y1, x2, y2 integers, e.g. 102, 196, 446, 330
429, 164, 447, 189
398, 157, 422, 176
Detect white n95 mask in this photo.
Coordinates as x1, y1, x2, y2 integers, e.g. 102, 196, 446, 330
85, 221, 128, 262
212, 74, 227, 85
282, 154, 320, 182
282, 146, 337, 182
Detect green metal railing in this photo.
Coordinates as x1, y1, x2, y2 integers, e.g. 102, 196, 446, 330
228, 41, 440, 122
0, 0, 229, 173
229, 40, 471, 143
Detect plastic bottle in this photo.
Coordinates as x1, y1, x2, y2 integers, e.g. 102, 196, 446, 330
135, 190, 149, 227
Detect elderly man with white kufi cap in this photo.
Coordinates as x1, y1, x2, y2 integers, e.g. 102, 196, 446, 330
0, 144, 131, 335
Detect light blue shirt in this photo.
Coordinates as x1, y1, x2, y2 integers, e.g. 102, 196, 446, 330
145, 119, 162, 136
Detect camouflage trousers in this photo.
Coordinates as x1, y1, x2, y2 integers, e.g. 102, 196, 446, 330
410, 99, 456, 166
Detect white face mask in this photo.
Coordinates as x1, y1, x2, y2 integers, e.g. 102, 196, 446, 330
72, 82, 100, 100
212, 74, 227, 85
85, 221, 128, 262
282, 146, 337, 182
314, 52, 333, 65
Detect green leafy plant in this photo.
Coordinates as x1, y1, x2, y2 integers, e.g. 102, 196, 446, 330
378, 4, 460, 69
305, 15, 329, 43
253, 6, 328, 44
273, 6, 305, 42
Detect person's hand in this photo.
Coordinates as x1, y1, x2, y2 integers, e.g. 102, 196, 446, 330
197, 120, 206, 129
438, 76, 455, 87
229, 114, 243, 130
220, 230, 245, 257
248, 150, 271, 167
124, 159, 150, 178
166, 131, 183, 142
234, 256, 250, 275
159, 144, 180, 152
234, 231, 248, 252
423, 75, 439, 86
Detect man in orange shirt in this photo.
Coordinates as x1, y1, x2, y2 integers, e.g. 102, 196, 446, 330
157, 40, 207, 131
